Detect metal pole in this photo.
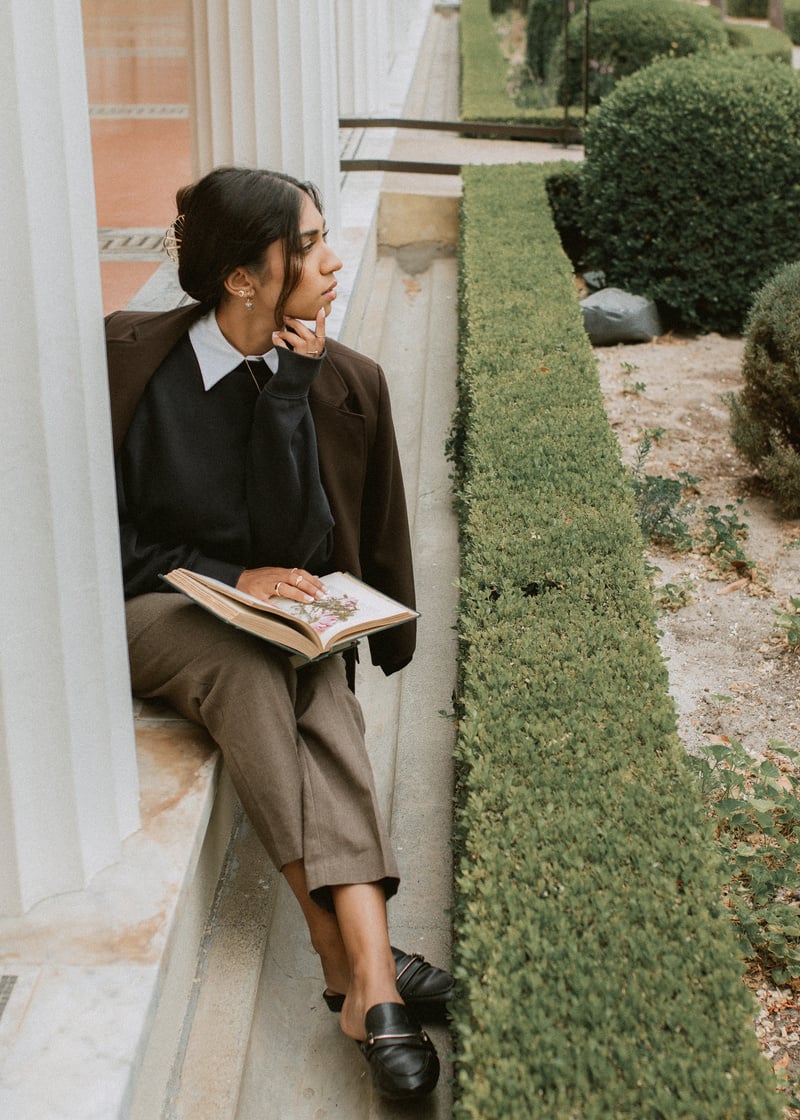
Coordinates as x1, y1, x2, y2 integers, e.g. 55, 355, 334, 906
583, 0, 591, 123
563, 0, 570, 138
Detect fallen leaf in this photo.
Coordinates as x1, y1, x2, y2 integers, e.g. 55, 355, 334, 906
718, 578, 750, 595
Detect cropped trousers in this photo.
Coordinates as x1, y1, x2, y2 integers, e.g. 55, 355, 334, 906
125, 593, 399, 911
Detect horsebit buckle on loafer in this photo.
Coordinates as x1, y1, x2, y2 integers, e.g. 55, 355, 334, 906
364, 1029, 431, 1049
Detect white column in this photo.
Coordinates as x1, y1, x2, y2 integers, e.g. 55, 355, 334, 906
335, 0, 391, 116
0, 0, 140, 915
189, 0, 341, 239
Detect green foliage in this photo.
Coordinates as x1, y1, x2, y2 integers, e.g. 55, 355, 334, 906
581, 53, 800, 333
698, 502, 754, 572
453, 162, 781, 1119
543, 161, 590, 268
554, 0, 729, 107
726, 0, 768, 15
628, 432, 697, 551
690, 739, 800, 984
787, 0, 800, 45
462, 0, 585, 126
654, 577, 696, 612
526, 0, 580, 83
460, 0, 521, 120
726, 22, 794, 64
728, 260, 800, 516
773, 595, 800, 647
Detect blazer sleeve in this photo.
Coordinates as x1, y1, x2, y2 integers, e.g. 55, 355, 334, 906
360, 365, 417, 676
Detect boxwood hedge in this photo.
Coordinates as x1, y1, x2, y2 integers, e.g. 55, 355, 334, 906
451, 162, 781, 1119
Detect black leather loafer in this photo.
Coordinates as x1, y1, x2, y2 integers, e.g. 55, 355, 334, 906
358, 1002, 440, 1100
323, 946, 454, 1020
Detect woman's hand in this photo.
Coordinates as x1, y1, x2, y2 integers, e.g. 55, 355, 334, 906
236, 566, 327, 604
272, 308, 326, 358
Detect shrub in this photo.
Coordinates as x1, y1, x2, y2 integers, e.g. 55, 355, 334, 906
787, 0, 800, 45
544, 161, 590, 268
727, 0, 768, 15
726, 22, 794, 64
461, 0, 586, 128
580, 53, 800, 333
728, 260, 800, 516
527, 0, 581, 83
554, 0, 729, 107
727, 0, 800, 38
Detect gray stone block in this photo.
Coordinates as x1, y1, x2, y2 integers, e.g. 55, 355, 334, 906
581, 287, 662, 345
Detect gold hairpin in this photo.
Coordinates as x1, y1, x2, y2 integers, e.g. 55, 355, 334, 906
162, 213, 185, 263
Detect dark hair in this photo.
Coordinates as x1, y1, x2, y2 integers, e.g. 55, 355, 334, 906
174, 166, 324, 321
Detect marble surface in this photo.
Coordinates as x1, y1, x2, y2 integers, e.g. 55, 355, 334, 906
0, 706, 220, 1120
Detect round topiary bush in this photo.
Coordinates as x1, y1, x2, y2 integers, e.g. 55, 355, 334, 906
580, 53, 800, 333
555, 0, 729, 106
728, 260, 800, 516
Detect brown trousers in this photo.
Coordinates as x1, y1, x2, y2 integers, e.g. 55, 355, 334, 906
126, 593, 399, 910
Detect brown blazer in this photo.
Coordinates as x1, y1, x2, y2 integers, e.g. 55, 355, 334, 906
106, 304, 416, 674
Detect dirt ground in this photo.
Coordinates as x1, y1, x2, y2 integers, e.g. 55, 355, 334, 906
594, 329, 800, 1112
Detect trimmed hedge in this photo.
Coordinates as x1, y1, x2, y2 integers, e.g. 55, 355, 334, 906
725, 22, 794, 63
460, 0, 522, 120
452, 162, 781, 1119
461, 0, 584, 127
554, 0, 729, 107
581, 52, 800, 333
728, 0, 800, 38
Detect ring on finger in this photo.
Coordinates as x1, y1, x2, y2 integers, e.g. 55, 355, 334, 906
274, 581, 283, 595
294, 575, 303, 586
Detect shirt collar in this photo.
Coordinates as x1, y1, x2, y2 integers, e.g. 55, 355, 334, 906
188, 309, 279, 391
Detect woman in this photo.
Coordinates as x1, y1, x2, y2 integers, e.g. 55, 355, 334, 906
106, 166, 451, 1100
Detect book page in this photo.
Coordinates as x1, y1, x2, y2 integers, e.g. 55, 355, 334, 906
175, 570, 415, 650
277, 573, 411, 648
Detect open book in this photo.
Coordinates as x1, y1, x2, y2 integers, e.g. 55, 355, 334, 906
161, 568, 418, 662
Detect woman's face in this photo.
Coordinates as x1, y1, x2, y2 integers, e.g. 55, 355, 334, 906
257, 193, 342, 325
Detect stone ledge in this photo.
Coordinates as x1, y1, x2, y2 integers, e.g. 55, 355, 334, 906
0, 705, 232, 1120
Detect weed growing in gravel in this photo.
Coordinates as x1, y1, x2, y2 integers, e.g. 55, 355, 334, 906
773, 596, 800, 649
628, 432, 698, 550
621, 362, 647, 395
699, 501, 754, 573
654, 579, 696, 612
691, 737, 800, 984
628, 442, 758, 583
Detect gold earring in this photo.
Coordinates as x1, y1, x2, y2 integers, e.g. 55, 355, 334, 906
240, 289, 254, 311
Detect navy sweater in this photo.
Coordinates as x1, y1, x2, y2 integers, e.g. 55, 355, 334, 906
117, 335, 333, 599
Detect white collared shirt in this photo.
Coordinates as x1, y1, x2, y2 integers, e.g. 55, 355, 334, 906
188, 309, 279, 391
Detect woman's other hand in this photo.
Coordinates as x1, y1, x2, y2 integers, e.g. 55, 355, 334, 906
236, 566, 327, 603
272, 308, 326, 358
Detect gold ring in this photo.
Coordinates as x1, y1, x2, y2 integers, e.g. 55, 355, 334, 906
295, 575, 302, 586
274, 581, 282, 595
290, 567, 297, 575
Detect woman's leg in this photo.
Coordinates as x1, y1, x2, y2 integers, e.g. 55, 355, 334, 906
126, 593, 398, 893
282, 859, 400, 1040
330, 881, 400, 1041
282, 859, 351, 998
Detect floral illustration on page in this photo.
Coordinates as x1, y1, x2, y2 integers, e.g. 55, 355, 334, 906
290, 595, 360, 634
